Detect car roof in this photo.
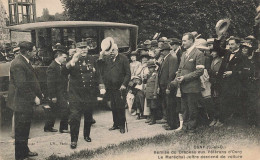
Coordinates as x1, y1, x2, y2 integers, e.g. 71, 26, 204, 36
8, 21, 138, 31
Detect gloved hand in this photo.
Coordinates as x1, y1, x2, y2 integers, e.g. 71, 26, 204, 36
100, 89, 106, 95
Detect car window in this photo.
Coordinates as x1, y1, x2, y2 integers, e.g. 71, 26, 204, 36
104, 28, 130, 49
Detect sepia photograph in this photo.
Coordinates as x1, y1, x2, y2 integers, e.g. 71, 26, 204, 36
0, 0, 259, 159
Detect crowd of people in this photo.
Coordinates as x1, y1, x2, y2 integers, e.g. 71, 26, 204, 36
126, 31, 259, 133
7, 17, 260, 160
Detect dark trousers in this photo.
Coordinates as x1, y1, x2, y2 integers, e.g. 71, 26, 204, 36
147, 99, 157, 122
220, 94, 241, 122
44, 99, 69, 131
181, 93, 200, 130
133, 91, 145, 114
69, 102, 93, 142
166, 92, 178, 129
15, 111, 33, 160
106, 89, 126, 128
158, 87, 167, 120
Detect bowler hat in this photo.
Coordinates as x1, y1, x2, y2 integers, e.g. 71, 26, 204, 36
169, 38, 181, 45
151, 40, 158, 47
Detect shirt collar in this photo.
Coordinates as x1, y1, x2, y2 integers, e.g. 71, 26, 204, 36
186, 44, 195, 55
21, 54, 30, 63
232, 48, 240, 54
55, 59, 61, 65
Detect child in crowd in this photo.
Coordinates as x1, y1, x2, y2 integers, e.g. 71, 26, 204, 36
128, 76, 145, 119
143, 60, 158, 125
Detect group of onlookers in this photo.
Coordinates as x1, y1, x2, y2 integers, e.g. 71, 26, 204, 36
126, 31, 259, 133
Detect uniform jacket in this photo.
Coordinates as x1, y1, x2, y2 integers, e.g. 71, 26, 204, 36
98, 53, 131, 90
175, 47, 205, 93
144, 72, 158, 99
46, 60, 68, 100
158, 53, 178, 89
214, 40, 245, 95
63, 55, 99, 103
8, 54, 42, 112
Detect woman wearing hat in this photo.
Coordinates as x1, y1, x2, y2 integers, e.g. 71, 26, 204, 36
129, 51, 141, 78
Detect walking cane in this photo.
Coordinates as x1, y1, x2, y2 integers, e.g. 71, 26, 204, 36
120, 89, 128, 132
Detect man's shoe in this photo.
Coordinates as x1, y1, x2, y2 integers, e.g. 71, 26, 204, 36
214, 120, 224, 127
109, 126, 119, 131
27, 151, 38, 157
162, 124, 170, 128
148, 121, 156, 125
84, 137, 92, 142
44, 128, 58, 132
70, 142, 77, 149
120, 128, 125, 134
156, 119, 167, 124
60, 129, 70, 133
164, 126, 174, 130
91, 118, 96, 124
209, 119, 217, 127
145, 118, 151, 123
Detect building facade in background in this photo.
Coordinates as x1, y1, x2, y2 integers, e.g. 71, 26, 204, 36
0, 0, 10, 44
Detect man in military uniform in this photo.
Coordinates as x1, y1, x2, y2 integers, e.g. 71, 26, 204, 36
64, 42, 99, 149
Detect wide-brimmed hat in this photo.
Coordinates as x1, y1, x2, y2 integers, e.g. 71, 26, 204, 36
241, 42, 252, 48
101, 37, 115, 52
144, 40, 151, 45
130, 50, 139, 56
158, 37, 167, 42
216, 19, 230, 37
244, 35, 255, 41
159, 43, 171, 51
194, 38, 210, 51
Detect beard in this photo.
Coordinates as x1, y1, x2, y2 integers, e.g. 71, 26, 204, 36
103, 55, 114, 63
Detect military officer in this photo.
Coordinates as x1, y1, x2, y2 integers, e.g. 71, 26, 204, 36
64, 42, 99, 149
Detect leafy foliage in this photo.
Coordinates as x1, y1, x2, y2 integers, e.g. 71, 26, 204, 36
61, 0, 259, 41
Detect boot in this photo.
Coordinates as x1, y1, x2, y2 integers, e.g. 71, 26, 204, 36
175, 114, 183, 131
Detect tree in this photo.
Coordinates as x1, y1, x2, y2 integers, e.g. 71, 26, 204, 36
37, 8, 68, 22
61, 0, 259, 41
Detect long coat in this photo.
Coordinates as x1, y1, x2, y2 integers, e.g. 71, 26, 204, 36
47, 60, 68, 100
8, 54, 42, 112
144, 72, 158, 99
158, 53, 178, 89
175, 47, 205, 93
214, 40, 245, 96
98, 54, 131, 90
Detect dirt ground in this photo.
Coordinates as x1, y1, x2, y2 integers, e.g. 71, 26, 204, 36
0, 107, 172, 160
